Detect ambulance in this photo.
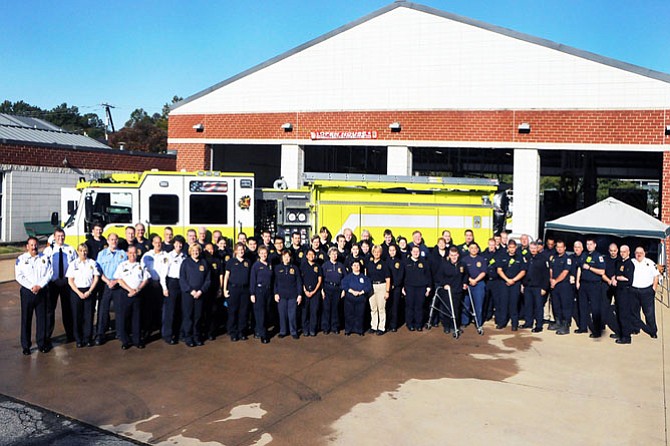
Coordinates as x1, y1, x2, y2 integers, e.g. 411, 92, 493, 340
54, 170, 500, 246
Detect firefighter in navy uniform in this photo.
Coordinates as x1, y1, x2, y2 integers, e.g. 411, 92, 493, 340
434, 247, 467, 334
223, 243, 251, 342
386, 244, 405, 332
179, 243, 211, 347
274, 250, 303, 339
482, 238, 501, 322
462, 243, 486, 329
300, 249, 323, 337
366, 245, 391, 335
572, 241, 587, 333
612, 245, 635, 344
602, 243, 621, 336
496, 240, 527, 331
550, 240, 574, 335
580, 238, 607, 338
15, 237, 52, 355
321, 247, 346, 335
522, 242, 549, 332
202, 243, 224, 341
288, 232, 305, 266
250, 246, 273, 343
342, 260, 372, 336
403, 245, 432, 332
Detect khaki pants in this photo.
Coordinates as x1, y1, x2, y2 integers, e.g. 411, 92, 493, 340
370, 283, 387, 331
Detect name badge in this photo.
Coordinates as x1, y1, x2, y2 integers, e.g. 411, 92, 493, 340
359, 277, 364, 284
199, 265, 205, 272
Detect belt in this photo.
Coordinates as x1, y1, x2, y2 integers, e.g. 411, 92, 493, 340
373, 281, 385, 285
632, 285, 653, 290
325, 281, 340, 287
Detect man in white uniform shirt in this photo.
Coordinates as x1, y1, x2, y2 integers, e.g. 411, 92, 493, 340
631, 247, 660, 338
43, 228, 77, 346
115, 245, 151, 349
15, 237, 53, 355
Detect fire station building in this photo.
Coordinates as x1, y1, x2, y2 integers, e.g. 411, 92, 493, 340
168, 2, 670, 241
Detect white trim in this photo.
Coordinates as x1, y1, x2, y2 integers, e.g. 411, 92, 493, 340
169, 138, 670, 152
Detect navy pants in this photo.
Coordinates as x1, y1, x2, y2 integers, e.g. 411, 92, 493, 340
552, 282, 573, 324
387, 286, 402, 330
344, 294, 365, 334
70, 287, 95, 344
497, 282, 521, 328
48, 279, 73, 342
437, 288, 462, 330
322, 286, 341, 332
404, 286, 426, 330
20, 287, 47, 350
302, 291, 321, 335
277, 295, 298, 336
616, 287, 633, 339
181, 292, 203, 343
227, 285, 250, 338
162, 277, 181, 341
253, 287, 271, 337
115, 289, 141, 346
632, 286, 657, 336
581, 282, 604, 336
96, 284, 116, 338
524, 286, 544, 328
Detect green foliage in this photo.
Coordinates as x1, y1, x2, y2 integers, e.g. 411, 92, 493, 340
0, 99, 105, 138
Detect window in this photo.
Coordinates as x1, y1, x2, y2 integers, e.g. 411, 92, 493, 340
93, 192, 132, 224
190, 195, 228, 224
149, 194, 179, 225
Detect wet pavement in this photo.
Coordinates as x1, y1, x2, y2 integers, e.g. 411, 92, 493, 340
0, 269, 668, 445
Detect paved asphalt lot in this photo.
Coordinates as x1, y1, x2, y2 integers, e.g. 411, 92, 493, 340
0, 262, 668, 445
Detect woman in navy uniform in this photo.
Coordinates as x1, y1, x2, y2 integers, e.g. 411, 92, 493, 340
223, 243, 251, 342
342, 260, 372, 336
434, 247, 467, 334
274, 250, 303, 339
203, 243, 224, 341
159, 235, 186, 344
321, 247, 346, 334
179, 243, 211, 347
496, 240, 528, 331
386, 244, 405, 332
300, 249, 323, 337
66, 243, 100, 348
403, 245, 432, 332
250, 246, 272, 344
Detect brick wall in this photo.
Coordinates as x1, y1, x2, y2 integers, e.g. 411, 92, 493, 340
171, 143, 210, 171
0, 143, 176, 171
168, 109, 670, 145
663, 151, 670, 261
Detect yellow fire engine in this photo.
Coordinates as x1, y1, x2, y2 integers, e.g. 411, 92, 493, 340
55, 171, 499, 246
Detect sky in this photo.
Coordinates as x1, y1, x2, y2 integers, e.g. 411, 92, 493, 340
1, 0, 669, 125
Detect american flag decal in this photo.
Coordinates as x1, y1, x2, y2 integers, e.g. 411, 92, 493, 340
190, 181, 228, 192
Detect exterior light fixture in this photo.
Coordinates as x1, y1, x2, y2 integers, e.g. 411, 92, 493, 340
665, 125, 670, 136
389, 122, 401, 132
193, 123, 204, 132
518, 122, 531, 134
281, 122, 293, 132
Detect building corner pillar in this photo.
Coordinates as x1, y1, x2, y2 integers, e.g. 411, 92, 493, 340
387, 146, 412, 176
281, 144, 304, 189
512, 148, 541, 239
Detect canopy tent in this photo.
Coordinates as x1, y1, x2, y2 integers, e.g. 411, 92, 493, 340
544, 197, 670, 239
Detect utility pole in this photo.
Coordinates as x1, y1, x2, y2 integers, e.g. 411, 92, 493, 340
101, 103, 116, 141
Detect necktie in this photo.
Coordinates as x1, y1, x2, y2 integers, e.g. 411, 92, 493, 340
58, 248, 64, 279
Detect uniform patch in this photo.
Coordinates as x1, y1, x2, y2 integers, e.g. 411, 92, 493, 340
313, 266, 319, 273
244, 261, 249, 267
212, 263, 217, 269
489, 258, 496, 265
199, 265, 205, 272
359, 277, 364, 284
376, 264, 382, 270
598, 256, 604, 262
299, 252, 303, 258
394, 262, 400, 269
586, 256, 592, 263
619, 265, 624, 271
567, 259, 572, 265
476, 262, 481, 268
459, 266, 464, 273
509, 259, 515, 265
338, 268, 342, 274
418, 263, 424, 268
163, 258, 168, 263
289, 268, 295, 275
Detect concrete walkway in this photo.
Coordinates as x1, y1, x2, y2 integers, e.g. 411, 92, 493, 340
0, 277, 667, 445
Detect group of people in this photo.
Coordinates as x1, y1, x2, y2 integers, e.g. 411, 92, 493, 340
15, 222, 662, 355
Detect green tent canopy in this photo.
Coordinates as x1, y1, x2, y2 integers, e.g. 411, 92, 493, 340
544, 197, 670, 239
